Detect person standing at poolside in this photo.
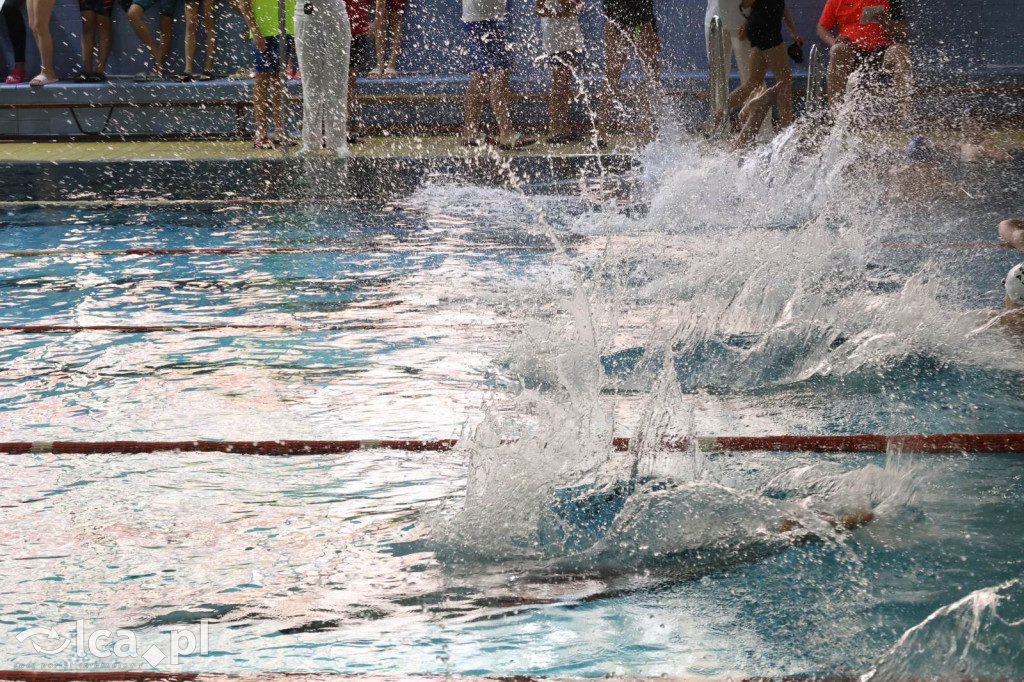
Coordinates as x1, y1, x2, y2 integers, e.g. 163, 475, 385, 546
294, 0, 351, 156
236, 0, 296, 148
126, 0, 175, 79
346, 0, 369, 143
722, 0, 802, 130
537, 0, 584, 144
3, 0, 28, 83
26, 0, 59, 84
705, 0, 752, 86
75, 0, 112, 82
460, 0, 535, 150
176, 0, 219, 81
597, 0, 661, 145
367, 0, 403, 77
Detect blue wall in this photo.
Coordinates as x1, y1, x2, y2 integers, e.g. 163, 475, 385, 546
2, 0, 1023, 83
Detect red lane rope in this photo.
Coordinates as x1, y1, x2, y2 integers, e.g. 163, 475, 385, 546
2, 434, 1022, 456
0, 245, 557, 258
0, 324, 385, 333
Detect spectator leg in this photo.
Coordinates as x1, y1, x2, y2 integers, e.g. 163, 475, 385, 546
763, 43, 792, 127
27, 0, 59, 79
202, 0, 216, 73
2, 4, 27, 65
158, 14, 172, 72
730, 31, 752, 85
489, 66, 515, 145
253, 72, 269, 140
597, 20, 628, 140
385, 6, 402, 73
96, 15, 111, 74
548, 60, 572, 138
884, 44, 913, 121
462, 70, 487, 143
636, 21, 660, 141
82, 10, 97, 74
184, 1, 199, 74
826, 41, 853, 109
726, 47, 766, 113
370, 2, 387, 75
127, 4, 162, 73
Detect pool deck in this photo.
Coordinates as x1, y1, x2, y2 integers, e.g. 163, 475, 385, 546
1, 128, 1022, 202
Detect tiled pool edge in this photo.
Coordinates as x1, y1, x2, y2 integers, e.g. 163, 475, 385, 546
0, 154, 640, 202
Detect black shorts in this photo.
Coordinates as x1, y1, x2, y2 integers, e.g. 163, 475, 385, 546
80, 0, 113, 16
603, 0, 655, 30
350, 34, 368, 73
850, 45, 888, 71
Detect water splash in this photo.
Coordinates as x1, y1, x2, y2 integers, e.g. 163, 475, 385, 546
863, 579, 1024, 681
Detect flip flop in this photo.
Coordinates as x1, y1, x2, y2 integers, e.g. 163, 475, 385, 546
86, 73, 107, 83
71, 72, 91, 83
172, 72, 194, 82
347, 133, 362, 145
253, 136, 275, 150
496, 133, 536, 151
198, 71, 214, 81
29, 75, 60, 86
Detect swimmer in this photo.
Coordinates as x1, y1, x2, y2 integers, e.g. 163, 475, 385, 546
886, 134, 970, 202
999, 219, 1024, 252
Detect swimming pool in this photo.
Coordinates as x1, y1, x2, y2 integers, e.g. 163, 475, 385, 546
1, 132, 1023, 678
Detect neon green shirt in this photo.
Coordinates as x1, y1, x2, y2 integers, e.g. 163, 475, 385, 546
251, 0, 295, 37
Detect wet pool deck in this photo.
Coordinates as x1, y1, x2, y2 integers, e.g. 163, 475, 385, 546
0, 135, 638, 163
1, 128, 1022, 202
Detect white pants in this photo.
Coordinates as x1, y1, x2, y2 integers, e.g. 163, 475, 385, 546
705, 23, 752, 85
294, 0, 351, 154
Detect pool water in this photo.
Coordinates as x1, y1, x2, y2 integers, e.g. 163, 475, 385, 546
1, 131, 1023, 677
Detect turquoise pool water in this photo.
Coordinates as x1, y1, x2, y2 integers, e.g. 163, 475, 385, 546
1, 139, 1023, 677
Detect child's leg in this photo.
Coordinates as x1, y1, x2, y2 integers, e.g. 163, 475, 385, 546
158, 13, 172, 70
597, 21, 628, 139
127, 4, 162, 69
253, 72, 269, 140
96, 14, 111, 74
763, 43, 792, 127
183, 0, 198, 73
727, 47, 767, 112
548, 58, 572, 137
489, 66, 515, 144
202, 0, 216, 72
385, 5, 402, 72
81, 10, 96, 73
370, 3, 386, 75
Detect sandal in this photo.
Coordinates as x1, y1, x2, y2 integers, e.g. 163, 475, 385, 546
86, 72, 107, 82
72, 71, 91, 83
496, 133, 536, 151
253, 136, 275, 150
347, 133, 362, 145
4, 66, 25, 84
172, 72, 194, 82
198, 71, 214, 81
546, 132, 580, 145
29, 74, 60, 86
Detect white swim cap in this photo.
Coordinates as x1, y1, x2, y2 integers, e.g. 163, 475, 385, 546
1004, 263, 1024, 307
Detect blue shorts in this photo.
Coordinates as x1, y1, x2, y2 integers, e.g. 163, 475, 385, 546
132, 0, 175, 16
463, 20, 512, 74
252, 34, 294, 74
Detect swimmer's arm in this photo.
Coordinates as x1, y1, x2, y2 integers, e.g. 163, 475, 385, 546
999, 219, 1024, 251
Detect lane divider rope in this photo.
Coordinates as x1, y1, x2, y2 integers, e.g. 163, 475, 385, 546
1, 433, 1022, 455
0, 245, 557, 257
0, 243, 1008, 258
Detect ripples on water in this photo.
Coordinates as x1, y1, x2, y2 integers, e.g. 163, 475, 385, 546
1, 124, 1023, 676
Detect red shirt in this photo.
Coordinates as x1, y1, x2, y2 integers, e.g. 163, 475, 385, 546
346, 0, 369, 35
818, 0, 904, 51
